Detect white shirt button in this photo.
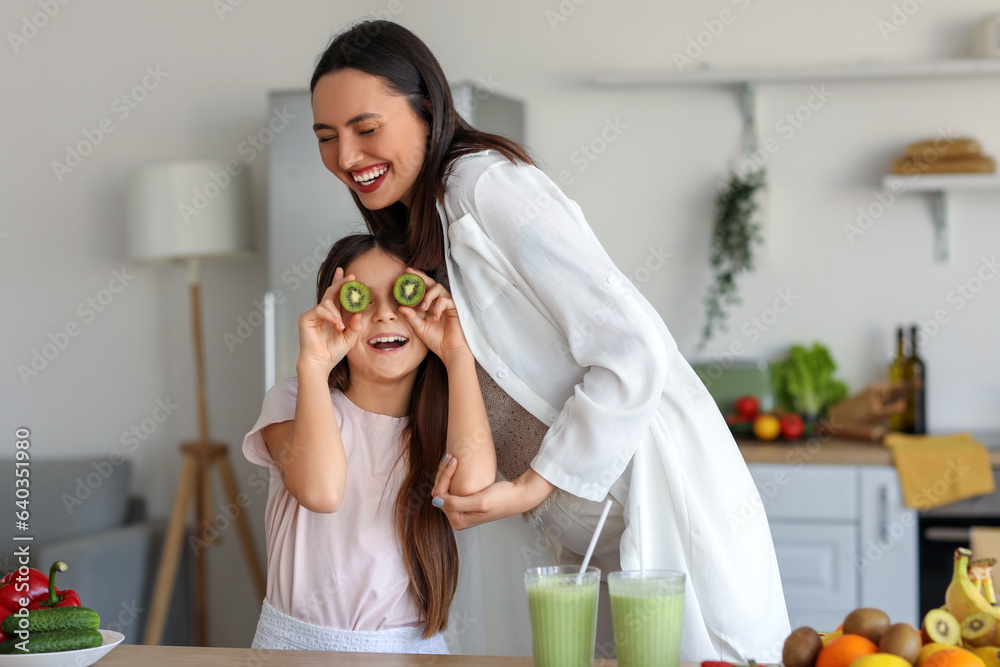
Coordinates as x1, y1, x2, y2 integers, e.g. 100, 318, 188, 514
607, 275, 620, 286
548, 413, 557, 423
497, 369, 507, 379
462, 311, 471, 319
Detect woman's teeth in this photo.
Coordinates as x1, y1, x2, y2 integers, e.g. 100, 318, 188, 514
353, 165, 387, 186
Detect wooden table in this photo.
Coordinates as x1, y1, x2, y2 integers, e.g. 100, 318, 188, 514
97, 644, 628, 665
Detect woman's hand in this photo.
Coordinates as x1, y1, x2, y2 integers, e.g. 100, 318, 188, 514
297, 266, 362, 373
430, 459, 555, 530
397, 268, 470, 366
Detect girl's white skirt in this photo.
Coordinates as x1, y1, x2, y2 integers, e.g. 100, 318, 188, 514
251, 599, 449, 654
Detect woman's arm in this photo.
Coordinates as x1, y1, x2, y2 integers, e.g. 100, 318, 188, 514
263, 267, 363, 513
399, 268, 497, 496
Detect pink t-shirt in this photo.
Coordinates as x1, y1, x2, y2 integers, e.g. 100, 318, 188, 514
242, 378, 421, 631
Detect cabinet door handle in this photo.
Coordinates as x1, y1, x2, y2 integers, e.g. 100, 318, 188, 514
264, 290, 276, 391
879, 485, 890, 542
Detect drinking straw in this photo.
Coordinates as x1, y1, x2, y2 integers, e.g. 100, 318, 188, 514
577, 499, 613, 584
637, 503, 645, 577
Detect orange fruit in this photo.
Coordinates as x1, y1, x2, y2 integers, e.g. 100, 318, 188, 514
919, 644, 957, 667
816, 634, 880, 667
823, 630, 845, 646
923, 648, 986, 667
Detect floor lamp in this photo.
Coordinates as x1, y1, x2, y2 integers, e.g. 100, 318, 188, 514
128, 161, 266, 646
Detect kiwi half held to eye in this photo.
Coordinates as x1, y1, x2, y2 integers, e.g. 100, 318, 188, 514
340, 281, 371, 313
393, 273, 425, 307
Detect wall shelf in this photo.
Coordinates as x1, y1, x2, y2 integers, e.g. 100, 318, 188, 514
880, 173, 1000, 262
591, 58, 1000, 87
594, 59, 1000, 262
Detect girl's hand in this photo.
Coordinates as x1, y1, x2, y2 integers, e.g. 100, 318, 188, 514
297, 267, 362, 373
397, 268, 470, 365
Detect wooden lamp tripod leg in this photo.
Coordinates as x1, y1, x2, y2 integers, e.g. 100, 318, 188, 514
143, 451, 198, 646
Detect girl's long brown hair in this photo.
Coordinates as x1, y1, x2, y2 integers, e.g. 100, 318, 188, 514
310, 19, 535, 271
316, 233, 456, 638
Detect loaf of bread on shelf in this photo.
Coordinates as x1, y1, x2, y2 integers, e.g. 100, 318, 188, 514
904, 137, 981, 160
892, 155, 996, 175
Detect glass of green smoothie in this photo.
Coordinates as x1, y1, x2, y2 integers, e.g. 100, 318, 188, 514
608, 569, 685, 667
524, 565, 601, 667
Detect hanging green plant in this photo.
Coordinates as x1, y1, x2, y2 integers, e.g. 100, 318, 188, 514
698, 167, 765, 350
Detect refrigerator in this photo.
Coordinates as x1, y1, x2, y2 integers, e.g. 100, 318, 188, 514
263, 84, 540, 656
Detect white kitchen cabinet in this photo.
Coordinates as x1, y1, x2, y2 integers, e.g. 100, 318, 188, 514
748, 464, 919, 630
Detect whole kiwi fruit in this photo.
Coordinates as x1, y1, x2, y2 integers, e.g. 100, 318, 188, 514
844, 607, 892, 644
783, 626, 823, 667
879, 622, 923, 665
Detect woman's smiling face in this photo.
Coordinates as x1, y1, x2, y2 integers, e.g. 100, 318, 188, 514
312, 68, 429, 210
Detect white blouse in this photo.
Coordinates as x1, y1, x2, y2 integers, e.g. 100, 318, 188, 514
438, 151, 790, 662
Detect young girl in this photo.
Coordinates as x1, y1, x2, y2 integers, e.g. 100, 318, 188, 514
242, 233, 497, 654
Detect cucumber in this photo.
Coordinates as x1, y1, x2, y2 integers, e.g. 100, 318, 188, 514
0, 628, 103, 653
1, 606, 100, 635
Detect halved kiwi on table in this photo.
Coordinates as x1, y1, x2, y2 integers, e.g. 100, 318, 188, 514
340, 281, 371, 313
393, 273, 425, 307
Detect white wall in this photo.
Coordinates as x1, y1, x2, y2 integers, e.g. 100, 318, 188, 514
2, 0, 999, 648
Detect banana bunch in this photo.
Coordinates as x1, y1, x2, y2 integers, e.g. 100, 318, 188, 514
944, 547, 1000, 647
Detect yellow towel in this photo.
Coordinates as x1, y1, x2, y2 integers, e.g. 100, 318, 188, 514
884, 432, 995, 510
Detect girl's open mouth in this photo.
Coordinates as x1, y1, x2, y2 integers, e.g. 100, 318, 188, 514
368, 334, 408, 352
351, 164, 388, 193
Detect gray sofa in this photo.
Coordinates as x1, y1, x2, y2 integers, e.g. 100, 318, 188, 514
0, 457, 192, 645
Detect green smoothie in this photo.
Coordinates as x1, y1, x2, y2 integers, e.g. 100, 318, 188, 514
525, 566, 600, 667
609, 571, 685, 667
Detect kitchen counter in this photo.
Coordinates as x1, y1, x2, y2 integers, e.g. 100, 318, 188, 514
95, 644, 624, 665
737, 436, 1000, 467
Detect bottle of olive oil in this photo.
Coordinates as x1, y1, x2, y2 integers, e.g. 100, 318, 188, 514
907, 325, 927, 434
888, 326, 908, 432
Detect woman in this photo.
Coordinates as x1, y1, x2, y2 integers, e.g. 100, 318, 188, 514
308, 19, 790, 661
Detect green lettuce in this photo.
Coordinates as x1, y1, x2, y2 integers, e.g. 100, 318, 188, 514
772, 342, 849, 418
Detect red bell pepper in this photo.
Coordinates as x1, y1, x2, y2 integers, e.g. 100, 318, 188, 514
0, 561, 80, 642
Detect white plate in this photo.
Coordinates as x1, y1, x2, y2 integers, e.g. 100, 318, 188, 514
0, 629, 124, 667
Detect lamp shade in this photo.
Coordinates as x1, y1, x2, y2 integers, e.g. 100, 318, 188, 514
128, 160, 252, 263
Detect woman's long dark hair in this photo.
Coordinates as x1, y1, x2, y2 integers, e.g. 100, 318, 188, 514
316, 233, 456, 638
310, 19, 535, 271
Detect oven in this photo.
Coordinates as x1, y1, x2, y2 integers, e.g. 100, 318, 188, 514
918, 467, 1000, 617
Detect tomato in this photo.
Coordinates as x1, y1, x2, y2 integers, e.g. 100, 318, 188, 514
734, 395, 760, 419
780, 413, 805, 440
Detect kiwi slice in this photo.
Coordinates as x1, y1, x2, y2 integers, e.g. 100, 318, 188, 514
782, 626, 823, 667
340, 281, 370, 313
922, 608, 961, 646
879, 622, 923, 665
393, 273, 425, 307
844, 607, 891, 644
961, 611, 998, 648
